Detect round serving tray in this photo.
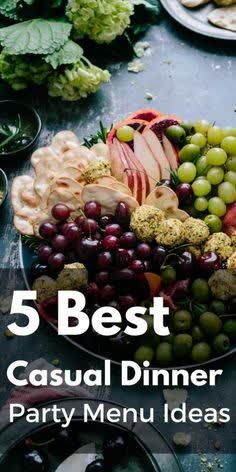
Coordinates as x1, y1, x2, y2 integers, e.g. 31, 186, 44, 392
0, 398, 183, 472
19, 237, 236, 370
160, 0, 236, 41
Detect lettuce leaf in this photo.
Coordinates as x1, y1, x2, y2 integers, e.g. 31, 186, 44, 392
0, 18, 72, 55
45, 40, 83, 69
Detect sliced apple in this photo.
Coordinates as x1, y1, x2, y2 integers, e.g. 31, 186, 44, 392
166, 208, 189, 222
133, 131, 160, 191
81, 184, 139, 215
162, 135, 179, 170
145, 185, 179, 213
121, 141, 150, 204
142, 128, 171, 180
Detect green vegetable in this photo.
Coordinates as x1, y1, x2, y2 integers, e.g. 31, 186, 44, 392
0, 52, 52, 90
48, 57, 110, 101
66, 0, 133, 44
0, 113, 33, 152
0, 18, 71, 55
45, 39, 83, 69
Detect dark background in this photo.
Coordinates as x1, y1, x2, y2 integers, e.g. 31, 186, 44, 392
0, 8, 236, 471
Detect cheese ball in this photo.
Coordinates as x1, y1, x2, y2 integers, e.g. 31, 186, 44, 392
183, 218, 210, 245
227, 252, 236, 269
231, 231, 236, 248
130, 205, 165, 242
83, 158, 111, 183
33, 275, 57, 303
56, 263, 88, 290
204, 233, 233, 260
155, 219, 184, 247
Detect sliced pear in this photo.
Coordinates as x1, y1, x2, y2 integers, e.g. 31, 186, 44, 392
133, 131, 161, 190
56, 443, 96, 472
142, 128, 170, 180
145, 185, 179, 213
81, 184, 139, 215
162, 135, 179, 170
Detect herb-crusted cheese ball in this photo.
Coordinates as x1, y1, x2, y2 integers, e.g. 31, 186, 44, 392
83, 158, 111, 183
204, 233, 233, 260
130, 205, 165, 242
56, 263, 88, 290
155, 219, 184, 247
183, 218, 210, 244
227, 251, 236, 269
231, 231, 236, 248
209, 270, 236, 300
33, 276, 57, 303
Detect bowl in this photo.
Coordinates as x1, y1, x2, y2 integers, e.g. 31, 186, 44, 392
0, 100, 42, 162
0, 168, 8, 207
0, 398, 183, 472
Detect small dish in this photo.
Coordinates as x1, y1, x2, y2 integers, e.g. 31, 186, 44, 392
0, 100, 42, 162
0, 168, 8, 207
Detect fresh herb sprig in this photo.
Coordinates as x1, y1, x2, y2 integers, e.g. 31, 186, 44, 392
21, 234, 43, 251
84, 121, 112, 149
0, 114, 32, 153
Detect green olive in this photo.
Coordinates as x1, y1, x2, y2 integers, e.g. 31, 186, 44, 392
166, 125, 186, 145
161, 266, 177, 286
173, 310, 192, 333
209, 300, 225, 317
156, 343, 173, 366
199, 312, 222, 336
134, 346, 154, 365
191, 279, 211, 303
223, 319, 236, 341
191, 342, 211, 363
173, 334, 193, 358
212, 334, 230, 354
192, 325, 205, 343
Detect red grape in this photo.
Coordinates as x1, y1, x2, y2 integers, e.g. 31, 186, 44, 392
81, 219, 98, 235
175, 183, 194, 206
38, 245, 52, 263
100, 285, 116, 303
103, 235, 120, 251
97, 251, 113, 269
115, 202, 130, 226
52, 234, 67, 252
151, 246, 167, 271
198, 252, 221, 275
127, 249, 136, 261
76, 238, 101, 260
48, 253, 65, 271
65, 225, 81, 244
83, 283, 99, 304
93, 231, 103, 241
84, 201, 101, 219
119, 294, 137, 311
105, 224, 122, 237
75, 215, 86, 227
95, 271, 110, 286
39, 221, 57, 240
120, 232, 136, 249
115, 248, 131, 268
99, 214, 114, 228
51, 203, 70, 221
61, 221, 76, 235
129, 260, 146, 273
178, 251, 195, 277
136, 243, 151, 260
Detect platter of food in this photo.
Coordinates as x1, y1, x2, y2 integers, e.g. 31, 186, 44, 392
0, 398, 183, 472
15, 108, 236, 369
160, 0, 236, 40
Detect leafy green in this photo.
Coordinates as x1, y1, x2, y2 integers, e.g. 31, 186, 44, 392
21, 234, 43, 251
45, 39, 83, 69
0, 0, 19, 19
0, 18, 72, 55
0, 51, 52, 90
48, 56, 110, 101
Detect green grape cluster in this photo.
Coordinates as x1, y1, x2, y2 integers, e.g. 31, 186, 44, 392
168, 120, 236, 233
